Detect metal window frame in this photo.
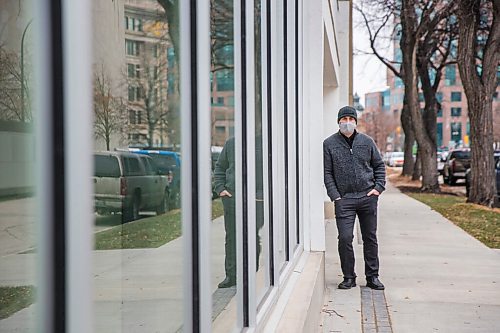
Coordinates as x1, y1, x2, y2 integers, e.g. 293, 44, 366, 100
254, 0, 276, 314
179, 0, 212, 332
270, 0, 287, 277
283, 0, 291, 262
295, 0, 303, 248
263, 0, 276, 289
235, 0, 257, 328
286, 0, 300, 254
62, 0, 94, 332
180, 0, 212, 332
34, 0, 67, 331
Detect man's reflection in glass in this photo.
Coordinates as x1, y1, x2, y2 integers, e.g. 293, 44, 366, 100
213, 136, 264, 288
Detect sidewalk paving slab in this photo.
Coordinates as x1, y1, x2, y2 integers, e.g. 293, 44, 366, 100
321, 182, 500, 333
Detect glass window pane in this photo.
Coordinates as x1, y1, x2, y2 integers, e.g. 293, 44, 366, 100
92, 0, 182, 331
210, 0, 239, 330
254, 0, 270, 305
0, 0, 38, 330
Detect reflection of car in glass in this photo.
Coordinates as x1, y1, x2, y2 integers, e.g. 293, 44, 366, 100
211, 146, 223, 199
93, 152, 170, 222
465, 151, 500, 198
388, 152, 404, 167
211, 146, 223, 171
443, 149, 471, 185
130, 149, 181, 209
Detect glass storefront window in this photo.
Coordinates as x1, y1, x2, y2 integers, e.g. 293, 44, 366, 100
210, 1, 240, 330
0, 0, 37, 330
92, 0, 182, 331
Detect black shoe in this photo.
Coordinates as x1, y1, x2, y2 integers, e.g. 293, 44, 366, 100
218, 277, 236, 288
338, 278, 356, 289
366, 276, 385, 290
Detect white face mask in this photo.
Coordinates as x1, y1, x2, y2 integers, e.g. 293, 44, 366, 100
339, 122, 356, 136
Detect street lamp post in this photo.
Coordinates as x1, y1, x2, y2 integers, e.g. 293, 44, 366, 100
21, 19, 33, 122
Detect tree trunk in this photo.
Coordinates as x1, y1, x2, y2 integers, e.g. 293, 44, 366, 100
416, 45, 441, 192
401, 99, 415, 176
457, 0, 499, 207
148, 121, 154, 147
411, 149, 421, 181
467, 94, 496, 206
400, 0, 439, 192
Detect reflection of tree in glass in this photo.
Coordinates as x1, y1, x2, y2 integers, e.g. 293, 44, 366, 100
157, 0, 236, 148
157, 0, 181, 148
137, 40, 169, 147
93, 65, 125, 151
0, 47, 33, 122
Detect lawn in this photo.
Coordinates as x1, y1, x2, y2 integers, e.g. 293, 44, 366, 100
95, 199, 224, 250
406, 192, 500, 249
0, 286, 35, 319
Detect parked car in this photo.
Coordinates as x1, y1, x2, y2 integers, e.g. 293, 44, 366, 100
465, 151, 500, 198
437, 152, 446, 175
93, 151, 170, 222
388, 152, 404, 167
130, 149, 181, 209
442, 148, 471, 185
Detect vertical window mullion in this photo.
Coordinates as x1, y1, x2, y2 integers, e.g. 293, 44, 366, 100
236, 0, 257, 327
265, 0, 275, 286
63, 0, 94, 331
180, 0, 213, 331
295, 0, 301, 246
283, 0, 290, 262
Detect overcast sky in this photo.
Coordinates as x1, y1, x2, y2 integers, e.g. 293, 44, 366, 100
352, 3, 391, 107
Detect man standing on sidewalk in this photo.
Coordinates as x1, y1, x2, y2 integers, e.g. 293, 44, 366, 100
323, 106, 386, 290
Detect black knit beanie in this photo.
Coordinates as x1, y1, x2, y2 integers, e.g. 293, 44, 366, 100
337, 106, 358, 123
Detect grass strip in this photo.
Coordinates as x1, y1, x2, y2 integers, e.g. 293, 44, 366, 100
406, 192, 500, 249
0, 286, 36, 320
95, 199, 224, 250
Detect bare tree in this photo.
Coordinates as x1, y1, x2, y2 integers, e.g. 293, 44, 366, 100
157, 0, 235, 148
399, 0, 456, 192
0, 47, 32, 122
93, 65, 124, 151
140, 43, 169, 147
356, 0, 416, 176
359, 109, 398, 152
357, 0, 457, 191
457, 0, 500, 207
414, 8, 458, 182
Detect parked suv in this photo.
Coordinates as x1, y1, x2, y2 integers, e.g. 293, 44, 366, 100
130, 149, 181, 209
443, 149, 471, 185
93, 151, 170, 222
465, 151, 500, 198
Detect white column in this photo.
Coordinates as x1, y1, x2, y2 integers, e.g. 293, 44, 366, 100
301, 0, 325, 252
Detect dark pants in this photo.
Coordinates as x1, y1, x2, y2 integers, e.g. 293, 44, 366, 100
334, 195, 380, 279
221, 197, 263, 279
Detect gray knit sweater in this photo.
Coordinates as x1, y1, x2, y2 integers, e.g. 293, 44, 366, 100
323, 131, 386, 200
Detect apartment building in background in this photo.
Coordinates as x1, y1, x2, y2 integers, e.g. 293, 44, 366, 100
364, 17, 500, 152
124, 0, 172, 148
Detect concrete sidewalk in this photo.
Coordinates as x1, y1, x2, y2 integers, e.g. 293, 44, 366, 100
321, 183, 500, 332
